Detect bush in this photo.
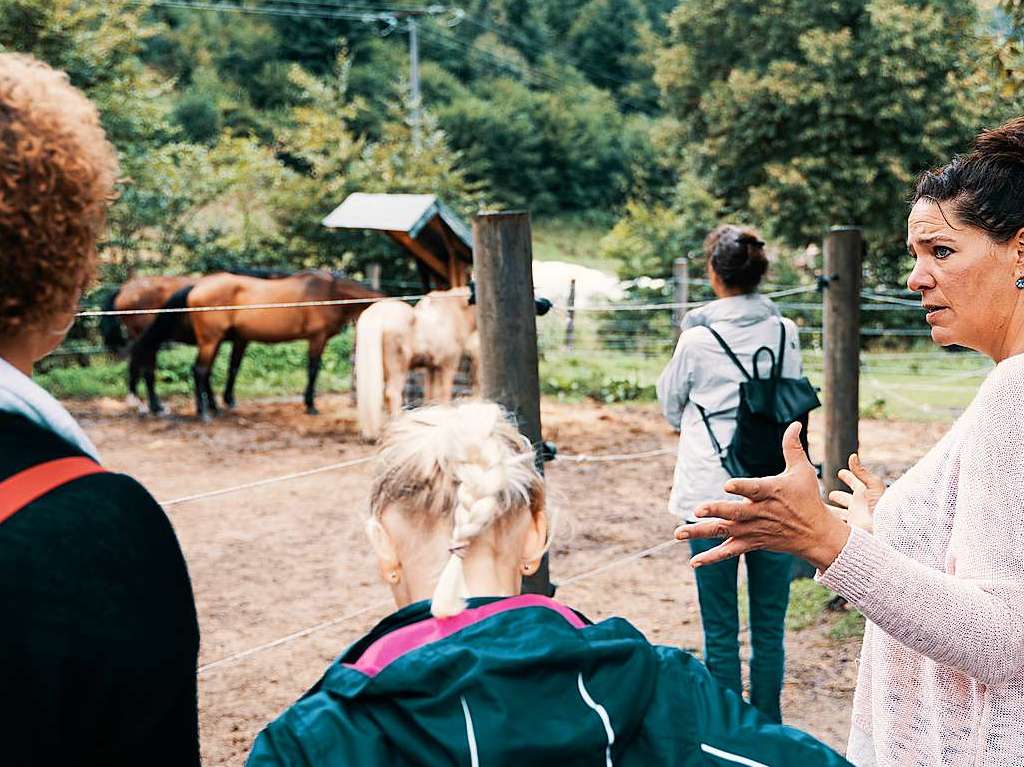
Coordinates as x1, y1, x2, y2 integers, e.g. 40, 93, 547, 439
541, 370, 656, 403
172, 92, 222, 144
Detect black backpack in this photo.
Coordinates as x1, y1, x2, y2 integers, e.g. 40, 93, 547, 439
692, 322, 821, 478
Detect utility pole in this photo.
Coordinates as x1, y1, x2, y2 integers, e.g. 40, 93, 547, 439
408, 16, 422, 150
390, 7, 456, 150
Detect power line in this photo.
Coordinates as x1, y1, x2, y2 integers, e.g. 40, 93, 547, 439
456, 14, 660, 114
418, 23, 565, 91
450, 16, 657, 113
133, 0, 399, 21
460, 15, 639, 90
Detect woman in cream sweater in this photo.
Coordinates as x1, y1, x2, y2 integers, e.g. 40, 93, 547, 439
678, 116, 1024, 766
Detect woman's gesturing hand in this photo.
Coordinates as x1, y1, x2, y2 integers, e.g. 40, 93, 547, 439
826, 454, 885, 533
675, 422, 852, 571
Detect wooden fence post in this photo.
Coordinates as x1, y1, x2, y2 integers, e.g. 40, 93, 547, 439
565, 278, 576, 352
673, 257, 689, 342
823, 226, 862, 494
473, 211, 551, 596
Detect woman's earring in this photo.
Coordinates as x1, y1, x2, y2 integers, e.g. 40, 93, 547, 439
387, 570, 401, 584
1016, 277, 1024, 290
521, 560, 535, 575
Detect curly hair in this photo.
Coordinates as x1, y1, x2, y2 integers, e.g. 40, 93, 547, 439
0, 54, 118, 336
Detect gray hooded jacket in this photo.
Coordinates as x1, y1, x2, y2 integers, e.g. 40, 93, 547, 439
656, 294, 802, 521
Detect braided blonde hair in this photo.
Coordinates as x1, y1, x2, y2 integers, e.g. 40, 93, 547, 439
369, 401, 546, 617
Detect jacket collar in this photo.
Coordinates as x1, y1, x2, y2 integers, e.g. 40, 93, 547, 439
681, 293, 781, 332
344, 595, 587, 678
0, 356, 100, 462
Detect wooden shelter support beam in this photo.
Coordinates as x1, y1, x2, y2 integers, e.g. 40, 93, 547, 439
388, 231, 449, 284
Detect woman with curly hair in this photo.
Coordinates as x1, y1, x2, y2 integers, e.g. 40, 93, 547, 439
0, 54, 200, 766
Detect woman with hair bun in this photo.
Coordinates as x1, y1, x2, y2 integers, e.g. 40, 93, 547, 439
657, 225, 805, 724
679, 117, 1024, 766
248, 401, 850, 766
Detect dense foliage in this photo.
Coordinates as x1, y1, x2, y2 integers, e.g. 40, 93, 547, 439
604, 0, 1024, 283
2, 0, 1022, 290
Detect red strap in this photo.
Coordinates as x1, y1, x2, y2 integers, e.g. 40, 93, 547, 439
0, 457, 106, 526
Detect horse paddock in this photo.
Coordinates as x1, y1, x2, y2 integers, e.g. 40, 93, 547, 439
70, 394, 950, 765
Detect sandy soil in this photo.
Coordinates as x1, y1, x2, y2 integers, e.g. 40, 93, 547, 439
69, 394, 949, 765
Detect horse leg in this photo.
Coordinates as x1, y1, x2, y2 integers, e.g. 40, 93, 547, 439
205, 371, 219, 415
223, 340, 249, 410
436, 362, 458, 404
142, 349, 165, 415
127, 351, 145, 413
304, 335, 328, 415
192, 341, 221, 422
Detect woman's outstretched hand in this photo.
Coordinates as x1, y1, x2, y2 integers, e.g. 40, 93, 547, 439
826, 453, 885, 533
675, 422, 852, 571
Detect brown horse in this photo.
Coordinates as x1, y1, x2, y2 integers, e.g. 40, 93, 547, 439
101, 275, 197, 415
355, 287, 478, 440
183, 270, 383, 419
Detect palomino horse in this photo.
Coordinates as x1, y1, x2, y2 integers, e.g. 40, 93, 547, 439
355, 287, 477, 440
100, 274, 202, 415
181, 270, 382, 420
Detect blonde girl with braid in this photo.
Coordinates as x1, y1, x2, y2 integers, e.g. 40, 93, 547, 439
367, 400, 549, 618
248, 401, 851, 767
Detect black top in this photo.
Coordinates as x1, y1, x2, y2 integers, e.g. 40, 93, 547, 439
0, 412, 200, 767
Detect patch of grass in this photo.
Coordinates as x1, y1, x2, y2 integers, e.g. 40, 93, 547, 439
786, 579, 836, 631
36, 331, 354, 402
829, 609, 867, 641
539, 350, 662, 403
735, 578, 864, 643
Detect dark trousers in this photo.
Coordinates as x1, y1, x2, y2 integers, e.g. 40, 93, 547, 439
689, 538, 792, 722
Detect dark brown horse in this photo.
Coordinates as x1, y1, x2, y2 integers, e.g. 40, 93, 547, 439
180, 270, 383, 419
101, 275, 197, 415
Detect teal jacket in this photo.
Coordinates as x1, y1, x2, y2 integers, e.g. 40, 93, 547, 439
248, 594, 850, 766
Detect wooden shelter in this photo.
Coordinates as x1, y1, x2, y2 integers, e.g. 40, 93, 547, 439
322, 193, 473, 288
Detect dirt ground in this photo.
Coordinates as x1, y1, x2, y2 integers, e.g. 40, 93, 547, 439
69, 394, 950, 765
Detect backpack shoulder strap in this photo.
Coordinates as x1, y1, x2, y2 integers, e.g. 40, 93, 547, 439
775, 319, 787, 377
0, 456, 106, 526
691, 402, 726, 460
705, 326, 751, 381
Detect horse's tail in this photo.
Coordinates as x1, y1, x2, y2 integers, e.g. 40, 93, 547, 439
135, 285, 194, 359
355, 306, 386, 441
99, 287, 128, 357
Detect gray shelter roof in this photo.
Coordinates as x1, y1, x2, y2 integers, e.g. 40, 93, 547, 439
322, 193, 473, 287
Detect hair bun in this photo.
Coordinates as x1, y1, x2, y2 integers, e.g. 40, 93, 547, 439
973, 116, 1024, 164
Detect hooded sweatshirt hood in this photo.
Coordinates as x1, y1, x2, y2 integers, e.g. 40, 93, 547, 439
248, 595, 851, 767
680, 293, 781, 332
288, 596, 653, 764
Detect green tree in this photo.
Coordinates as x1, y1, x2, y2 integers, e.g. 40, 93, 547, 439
566, 0, 660, 111
600, 172, 722, 280
269, 57, 484, 282
654, 0, 999, 283
438, 74, 633, 213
